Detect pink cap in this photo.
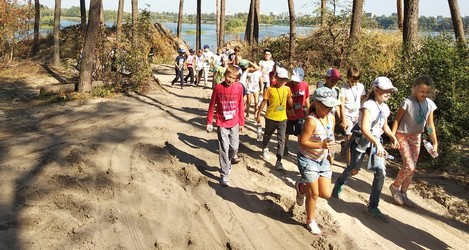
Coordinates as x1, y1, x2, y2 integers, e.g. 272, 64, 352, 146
326, 68, 341, 80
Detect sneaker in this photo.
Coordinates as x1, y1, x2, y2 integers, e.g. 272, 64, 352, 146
262, 148, 271, 160
389, 184, 404, 205
220, 176, 229, 187
306, 220, 322, 235
367, 207, 389, 223
275, 161, 285, 170
401, 193, 416, 208
331, 184, 342, 199
295, 181, 306, 206
231, 156, 241, 164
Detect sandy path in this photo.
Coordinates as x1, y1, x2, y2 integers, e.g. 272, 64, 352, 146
0, 64, 467, 249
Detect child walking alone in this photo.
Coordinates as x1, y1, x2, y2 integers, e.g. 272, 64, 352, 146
389, 75, 438, 207
206, 66, 245, 186
295, 87, 340, 235
332, 77, 399, 223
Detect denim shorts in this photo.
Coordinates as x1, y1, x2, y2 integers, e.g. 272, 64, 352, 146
297, 153, 332, 183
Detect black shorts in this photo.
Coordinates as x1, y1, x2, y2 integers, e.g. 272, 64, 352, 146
286, 119, 301, 136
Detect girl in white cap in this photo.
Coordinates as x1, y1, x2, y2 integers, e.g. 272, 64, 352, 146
295, 87, 340, 235
332, 76, 400, 223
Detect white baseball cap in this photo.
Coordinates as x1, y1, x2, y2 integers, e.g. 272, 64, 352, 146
291, 67, 304, 82
373, 76, 397, 92
276, 67, 289, 79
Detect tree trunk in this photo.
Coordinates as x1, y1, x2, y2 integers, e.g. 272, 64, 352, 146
177, 0, 184, 39
52, 0, 61, 66
131, 0, 138, 49
253, 0, 260, 44
80, 0, 86, 31
78, 0, 102, 92
288, 0, 296, 66
215, 0, 220, 47
244, 0, 255, 45
33, 0, 40, 54
349, 0, 363, 43
320, 0, 326, 28
100, 1, 105, 26
218, 0, 225, 47
397, 0, 403, 31
448, 0, 467, 46
403, 0, 419, 55
196, 0, 201, 50
116, 0, 124, 47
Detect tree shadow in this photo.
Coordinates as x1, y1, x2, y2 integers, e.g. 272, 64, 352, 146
0, 99, 140, 249
328, 199, 449, 249
164, 136, 219, 181
207, 182, 302, 226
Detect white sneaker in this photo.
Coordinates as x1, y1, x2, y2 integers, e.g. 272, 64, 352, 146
307, 220, 321, 235
220, 176, 229, 186
389, 184, 404, 205
295, 181, 306, 206
262, 148, 271, 160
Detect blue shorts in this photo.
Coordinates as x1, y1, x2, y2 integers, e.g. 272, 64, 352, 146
297, 153, 332, 183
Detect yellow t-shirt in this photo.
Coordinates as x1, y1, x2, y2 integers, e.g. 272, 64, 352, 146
265, 86, 291, 121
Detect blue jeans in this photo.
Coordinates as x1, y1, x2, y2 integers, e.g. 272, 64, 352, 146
334, 140, 386, 209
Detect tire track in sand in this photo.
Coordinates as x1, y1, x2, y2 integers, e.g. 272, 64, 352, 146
110, 143, 145, 250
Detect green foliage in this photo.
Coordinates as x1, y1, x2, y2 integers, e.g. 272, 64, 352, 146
386, 35, 469, 169
225, 19, 245, 33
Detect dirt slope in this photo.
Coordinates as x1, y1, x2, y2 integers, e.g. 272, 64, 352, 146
0, 63, 467, 249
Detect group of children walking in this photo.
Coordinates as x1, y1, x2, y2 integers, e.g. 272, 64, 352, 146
171, 45, 233, 89
203, 47, 439, 236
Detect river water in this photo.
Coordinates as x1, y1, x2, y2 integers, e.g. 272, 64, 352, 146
54, 20, 314, 49
161, 22, 314, 49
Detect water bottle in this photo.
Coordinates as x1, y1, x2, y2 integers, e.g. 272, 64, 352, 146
372, 147, 394, 160
326, 125, 335, 157
256, 123, 263, 141
207, 124, 213, 133
423, 139, 438, 158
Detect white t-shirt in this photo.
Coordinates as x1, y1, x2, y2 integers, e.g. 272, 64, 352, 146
212, 54, 222, 68
397, 96, 437, 134
258, 60, 275, 83
358, 99, 391, 137
202, 50, 214, 68
244, 70, 262, 93
341, 82, 366, 118
195, 55, 203, 71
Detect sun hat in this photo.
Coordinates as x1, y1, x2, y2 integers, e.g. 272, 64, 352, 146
313, 87, 341, 107
373, 76, 397, 92
326, 68, 341, 80
203, 44, 210, 49
238, 59, 250, 69
178, 48, 185, 53
276, 67, 289, 79
291, 67, 304, 82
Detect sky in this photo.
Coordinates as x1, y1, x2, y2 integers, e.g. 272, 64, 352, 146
40, 0, 469, 18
